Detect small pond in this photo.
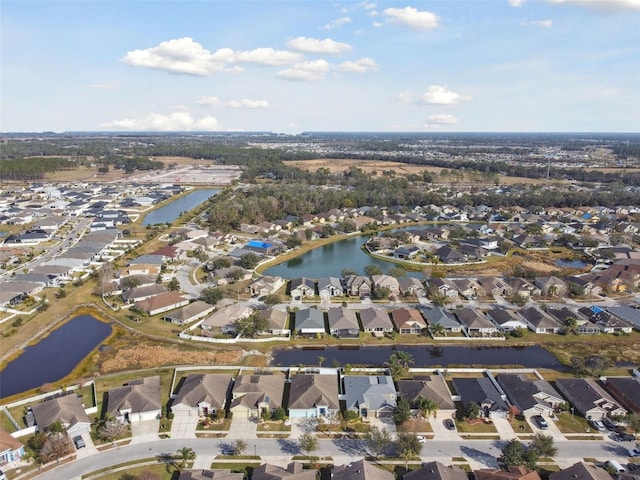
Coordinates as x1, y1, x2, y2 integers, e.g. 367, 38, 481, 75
142, 188, 220, 226
555, 259, 588, 268
0, 315, 112, 399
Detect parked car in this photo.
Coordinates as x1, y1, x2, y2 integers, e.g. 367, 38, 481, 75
602, 417, 616, 430
589, 419, 606, 431
614, 433, 636, 442
533, 415, 548, 430
444, 419, 456, 431
221, 447, 237, 456
73, 435, 85, 449
416, 436, 427, 443
628, 449, 640, 458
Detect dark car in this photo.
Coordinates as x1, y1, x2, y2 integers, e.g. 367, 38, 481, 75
444, 419, 456, 430
73, 435, 85, 449
615, 433, 636, 442
221, 447, 237, 456
602, 417, 616, 430
533, 415, 549, 430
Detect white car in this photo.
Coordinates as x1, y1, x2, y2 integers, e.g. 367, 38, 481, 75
417, 436, 427, 443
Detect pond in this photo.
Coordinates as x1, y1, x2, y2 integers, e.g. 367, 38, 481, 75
142, 188, 220, 226
0, 315, 112, 399
555, 259, 588, 268
270, 344, 563, 370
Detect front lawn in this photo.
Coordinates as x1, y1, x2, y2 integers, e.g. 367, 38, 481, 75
554, 412, 591, 434
455, 418, 498, 433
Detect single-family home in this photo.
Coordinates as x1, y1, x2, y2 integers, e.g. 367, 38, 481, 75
519, 307, 563, 334
327, 306, 360, 338
397, 376, 456, 419
391, 307, 427, 334
230, 373, 286, 418
398, 277, 426, 297
343, 274, 372, 297
200, 304, 254, 333
474, 466, 543, 480
333, 459, 395, 480
607, 305, 640, 331
178, 469, 243, 480
420, 306, 462, 333
427, 278, 459, 301
477, 277, 513, 298
404, 462, 468, 480
504, 277, 541, 298
0, 428, 25, 466
485, 307, 528, 332
449, 278, 482, 299
371, 274, 401, 297
248, 275, 286, 297
252, 462, 317, 480
452, 377, 508, 419
497, 374, 563, 417
603, 376, 640, 414
454, 308, 499, 336
171, 374, 233, 417
317, 277, 344, 297
257, 308, 290, 335
545, 307, 599, 334
548, 462, 613, 480
343, 375, 397, 418
555, 378, 627, 420
31, 394, 92, 436
294, 308, 326, 335
288, 374, 339, 418
359, 308, 394, 335
435, 246, 467, 264
289, 277, 316, 299
162, 301, 215, 326
534, 276, 568, 297
578, 306, 634, 334
106, 376, 162, 423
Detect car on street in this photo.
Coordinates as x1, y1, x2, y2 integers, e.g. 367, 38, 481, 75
221, 447, 237, 456
628, 449, 640, 458
589, 419, 606, 431
444, 419, 456, 430
73, 435, 85, 449
614, 433, 635, 442
533, 415, 548, 430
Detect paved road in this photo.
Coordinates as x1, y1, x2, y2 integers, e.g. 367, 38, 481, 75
32, 437, 637, 480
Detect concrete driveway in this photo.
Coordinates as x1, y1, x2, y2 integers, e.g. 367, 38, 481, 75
130, 419, 160, 444
227, 414, 257, 440
431, 416, 461, 441
367, 416, 397, 439
72, 431, 98, 459
527, 415, 565, 441
171, 412, 199, 439
492, 417, 517, 440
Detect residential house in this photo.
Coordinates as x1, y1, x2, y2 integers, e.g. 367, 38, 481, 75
397, 376, 456, 419
200, 304, 254, 333
343, 375, 397, 418
566, 274, 603, 297
398, 277, 426, 297
343, 275, 372, 297
578, 306, 634, 334
607, 305, 640, 331
454, 308, 499, 336
317, 277, 344, 297
106, 376, 162, 423
248, 275, 286, 297
449, 278, 482, 299
134, 291, 190, 316
245, 239, 284, 255
0, 428, 25, 466
420, 306, 462, 333
477, 277, 513, 298
332, 459, 395, 480
371, 274, 401, 296
252, 462, 317, 480
435, 246, 467, 264
497, 374, 563, 417
178, 469, 243, 480
474, 467, 542, 480
603, 377, 640, 414
171, 374, 233, 417
289, 277, 316, 299
391, 307, 427, 334
427, 278, 459, 301
230, 373, 286, 418
549, 462, 612, 480
31, 394, 92, 436
451, 377, 508, 418
394, 245, 421, 260
327, 306, 360, 338
555, 378, 627, 420
485, 307, 528, 332
519, 307, 563, 334
359, 308, 394, 335
534, 276, 568, 297
162, 301, 215, 326
288, 374, 339, 418
404, 462, 468, 480
545, 307, 599, 334
294, 308, 326, 335
505, 277, 541, 298
257, 308, 290, 335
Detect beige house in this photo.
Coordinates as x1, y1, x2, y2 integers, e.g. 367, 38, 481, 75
230, 373, 286, 418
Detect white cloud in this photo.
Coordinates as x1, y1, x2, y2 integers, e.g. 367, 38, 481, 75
397, 92, 414, 103
509, 0, 526, 6
342, 2, 377, 13
234, 48, 303, 66
196, 96, 223, 107
277, 59, 331, 81
372, 21, 384, 27
101, 112, 222, 131
383, 6, 440, 30
323, 16, 352, 30
91, 82, 116, 90
226, 99, 270, 109
522, 19, 553, 27
336, 57, 378, 73
287, 37, 352, 54
122, 37, 225, 76
421, 85, 471, 106
545, 0, 640, 11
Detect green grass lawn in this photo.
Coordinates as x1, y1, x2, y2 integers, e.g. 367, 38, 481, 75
455, 419, 498, 433
554, 412, 591, 434
86, 463, 178, 480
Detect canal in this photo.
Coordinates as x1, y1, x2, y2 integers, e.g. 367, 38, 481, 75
142, 188, 220, 226
0, 315, 112, 399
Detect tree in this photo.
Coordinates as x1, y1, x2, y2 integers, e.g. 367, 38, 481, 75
393, 399, 412, 424
317, 356, 325, 367
499, 439, 538, 471
239, 253, 261, 269
372, 286, 391, 300
416, 396, 439, 419
464, 401, 481, 420
176, 446, 196, 470
98, 262, 115, 296
389, 266, 407, 278
396, 433, 421, 468
585, 354, 611, 377
298, 432, 318, 461
98, 418, 127, 442
121, 276, 141, 290
38, 433, 73, 464
272, 407, 287, 421
364, 265, 382, 276
233, 439, 247, 456
262, 293, 281, 306
261, 408, 271, 422
627, 413, 640, 440
285, 236, 303, 249
366, 425, 392, 458
233, 312, 268, 338
199, 286, 224, 305
388, 350, 414, 381
211, 257, 233, 269
529, 432, 557, 458
166, 278, 180, 291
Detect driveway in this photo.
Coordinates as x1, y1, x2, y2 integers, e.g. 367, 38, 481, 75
72, 431, 98, 459
171, 412, 199, 439
130, 419, 160, 444
527, 415, 565, 441
492, 417, 517, 440
431, 415, 461, 441
367, 416, 397, 439
227, 414, 258, 440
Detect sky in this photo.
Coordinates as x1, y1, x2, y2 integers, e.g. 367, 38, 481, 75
1, 0, 639, 133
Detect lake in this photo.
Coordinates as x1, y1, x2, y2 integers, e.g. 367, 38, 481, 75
0, 315, 112, 399
270, 344, 563, 370
142, 188, 220, 226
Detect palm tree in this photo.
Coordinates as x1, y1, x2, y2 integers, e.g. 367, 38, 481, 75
176, 447, 196, 470
416, 396, 440, 419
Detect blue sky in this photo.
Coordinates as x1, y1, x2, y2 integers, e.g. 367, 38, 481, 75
2, 0, 639, 133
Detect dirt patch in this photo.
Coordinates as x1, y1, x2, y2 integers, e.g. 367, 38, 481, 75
100, 345, 242, 373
